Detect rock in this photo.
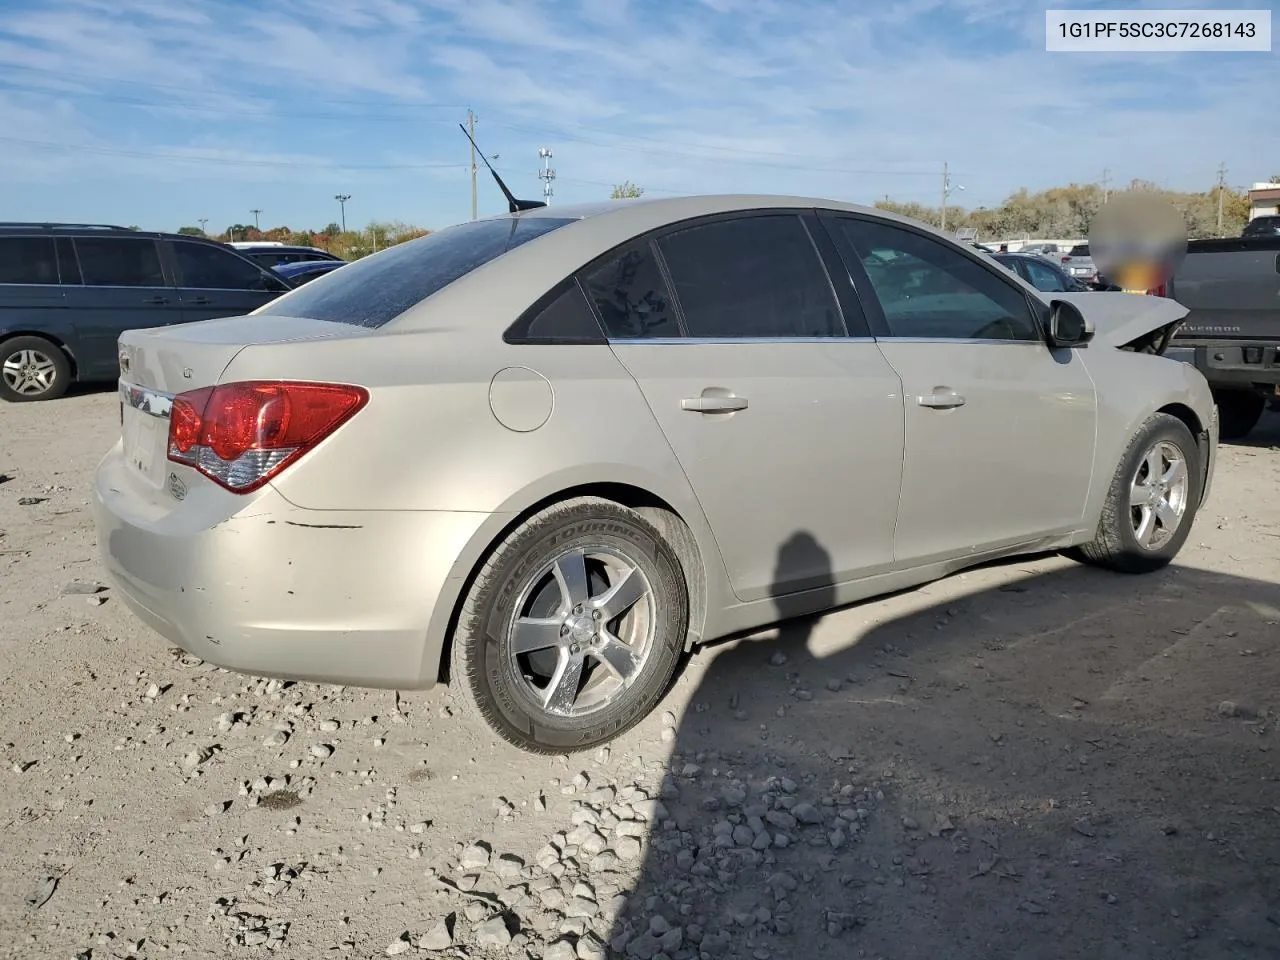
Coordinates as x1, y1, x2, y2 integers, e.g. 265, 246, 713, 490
576, 934, 607, 960
409, 821, 431, 835
86, 595, 107, 606
474, 917, 512, 948
766, 811, 797, 830
319, 720, 340, 733
62, 581, 104, 596
460, 843, 491, 869
263, 730, 289, 749
901, 816, 920, 831
1072, 818, 1096, 838
792, 802, 823, 825
626, 932, 662, 960
826, 678, 843, 692
661, 710, 677, 728
1217, 700, 1238, 717
386, 934, 412, 955
544, 940, 577, 960
615, 836, 642, 860
310, 744, 334, 760
769, 651, 788, 666
418, 919, 453, 951
660, 727, 676, 743
144, 683, 161, 699
566, 897, 598, 919
495, 854, 525, 879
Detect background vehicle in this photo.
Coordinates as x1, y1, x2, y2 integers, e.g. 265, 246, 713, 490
0, 222, 290, 401
272, 259, 346, 286
228, 242, 344, 269
1242, 216, 1280, 238
1159, 235, 1280, 438
1061, 243, 1098, 283
95, 196, 1216, 754
993, 252, 1091, 292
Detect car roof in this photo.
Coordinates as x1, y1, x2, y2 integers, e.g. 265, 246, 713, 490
0, 222, 240, 249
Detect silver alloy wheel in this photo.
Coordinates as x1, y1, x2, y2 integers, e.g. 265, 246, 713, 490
1, 348, 58, 396
506, 545, 656, 718
1129, 439, 1190, 550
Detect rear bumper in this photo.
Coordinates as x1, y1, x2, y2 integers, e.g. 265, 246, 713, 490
92, 444, 489, 689
1166, 341, 1280, 393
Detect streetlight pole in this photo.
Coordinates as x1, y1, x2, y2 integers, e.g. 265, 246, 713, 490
198, 218, 208, 236
334, 194, 351, 233
250, 208, 262, 231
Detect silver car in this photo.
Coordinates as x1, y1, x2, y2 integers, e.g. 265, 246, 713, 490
93, 195, 1218, 754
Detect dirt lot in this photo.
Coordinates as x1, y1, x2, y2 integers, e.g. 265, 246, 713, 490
2, 389, 1279, 960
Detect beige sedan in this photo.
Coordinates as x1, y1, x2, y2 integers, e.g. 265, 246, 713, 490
93, 195, 1218, 753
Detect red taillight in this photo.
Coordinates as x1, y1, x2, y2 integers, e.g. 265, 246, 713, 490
167, 381, 368, 493
1061, 256, 1070, 264
1147, 284, 1167, 297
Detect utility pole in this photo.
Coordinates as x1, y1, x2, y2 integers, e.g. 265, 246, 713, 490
940, 163, 963, 232
334, 194, 351, 233
538, 147, 556, 205
467, 108, 478, 221
250, 208, 261, 231
197, 217, 208, 236
1216, 162, 1228, 236
1101, 168, 1111, 203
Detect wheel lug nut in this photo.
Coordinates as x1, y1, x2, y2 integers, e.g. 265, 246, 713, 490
592, 609, 601, 621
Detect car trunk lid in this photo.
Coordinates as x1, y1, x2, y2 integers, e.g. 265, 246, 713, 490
116, 315, 369, 492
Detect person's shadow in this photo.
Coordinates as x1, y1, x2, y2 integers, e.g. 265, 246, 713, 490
604, 534, 1280, 959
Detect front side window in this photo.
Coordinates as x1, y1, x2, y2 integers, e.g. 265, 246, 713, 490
0, 237, 59, 284
835, 218, 1039, 342
655, 214, 843, 338
265, 216, 575, 328
581, 240, 680, 339
74, 237, 166, 287
174, 241, 283, 290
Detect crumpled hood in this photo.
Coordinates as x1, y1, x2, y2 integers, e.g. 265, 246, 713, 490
1044, 291, 1189, 348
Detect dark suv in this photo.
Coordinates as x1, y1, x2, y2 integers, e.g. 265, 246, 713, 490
0, 223, 291, 402
1242, 215, 1280, 238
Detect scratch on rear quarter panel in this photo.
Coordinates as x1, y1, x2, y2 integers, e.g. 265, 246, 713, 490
283, 521, 363, 530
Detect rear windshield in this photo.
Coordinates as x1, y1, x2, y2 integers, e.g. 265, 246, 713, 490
260, 216, 576, 328
1069, 244, 1090, 256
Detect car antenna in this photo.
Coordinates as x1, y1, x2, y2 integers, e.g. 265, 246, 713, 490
458, 123, 547, 214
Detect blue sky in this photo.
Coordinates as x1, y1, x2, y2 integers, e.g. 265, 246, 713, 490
0, 0, 1275, 233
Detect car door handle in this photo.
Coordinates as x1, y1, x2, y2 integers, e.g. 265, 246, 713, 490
143, 296, 170, 305
188, 297, 210, 305
682, 396, 748, 413
917, 390, 966, 409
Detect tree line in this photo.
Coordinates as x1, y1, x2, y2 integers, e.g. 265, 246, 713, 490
176, 221, 431, 260
874, 176, 1279, 242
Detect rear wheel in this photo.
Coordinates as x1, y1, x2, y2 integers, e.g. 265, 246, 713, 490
450, 497, 687, 754
0, 336, 71, 402
1066, 413, 1202, 574
1214, 389, 1265, 440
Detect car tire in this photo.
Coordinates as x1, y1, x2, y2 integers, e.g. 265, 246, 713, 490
450, 497, 688, 754
1066, 413, 1202, 574
1214, 389, 1265, 441
0, 335, 72, 403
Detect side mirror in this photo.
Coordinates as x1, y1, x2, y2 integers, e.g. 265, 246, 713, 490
1048, 299, 1094, 347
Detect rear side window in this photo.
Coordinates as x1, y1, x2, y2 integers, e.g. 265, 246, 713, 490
173, 241, 282, 291
505, 280, 604, 343
264, 216, 576, 328
75, 237, 166, 287
581, 240, 680, 339
656, 214, 843, 338
0, 237, 59, 284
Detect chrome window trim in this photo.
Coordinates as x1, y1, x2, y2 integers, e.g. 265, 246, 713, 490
606, 336, 877, 345
119, 379, 174, 419
873, 336, 1044, 346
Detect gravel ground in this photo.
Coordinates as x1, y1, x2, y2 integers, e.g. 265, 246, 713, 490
2, 389, 1279, 960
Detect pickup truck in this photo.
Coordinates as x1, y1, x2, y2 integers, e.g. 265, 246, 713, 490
1160, 235, 1280, 439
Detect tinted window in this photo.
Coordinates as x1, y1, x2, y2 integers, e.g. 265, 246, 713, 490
581, 240, 680, 339
265, 216, 574, 328
1021, 257, 1069, 292
1068, 244, 1090, 256
75, 237, 166, 287
0, 237, 59, 284
656, 215, 843, 338
506, 280, 604, 343
55, 238, 81, 284
175, 241, 281, 290
837, 219, 1039, 341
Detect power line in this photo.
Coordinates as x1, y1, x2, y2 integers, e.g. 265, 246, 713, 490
0, 135, 468, 170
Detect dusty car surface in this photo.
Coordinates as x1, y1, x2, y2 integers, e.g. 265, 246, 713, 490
93, 194, 1218, 753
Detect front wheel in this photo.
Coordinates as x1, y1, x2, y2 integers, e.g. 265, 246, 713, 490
1066, 413, 1202, 574
450, 497, 688, 754
0, 336, 71, 402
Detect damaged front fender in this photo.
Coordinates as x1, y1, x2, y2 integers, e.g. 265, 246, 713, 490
1047, 291, 1188, 354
